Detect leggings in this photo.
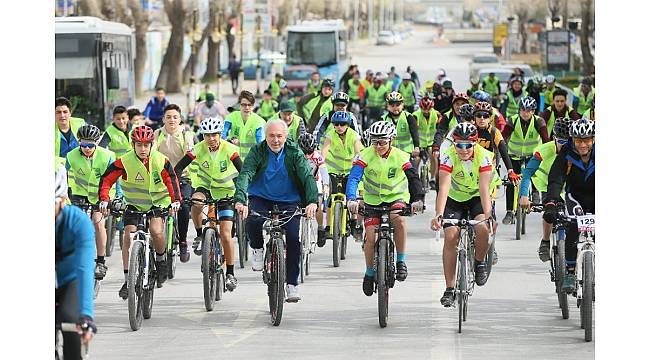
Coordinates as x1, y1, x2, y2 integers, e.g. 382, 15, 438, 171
56, 280, 82, 360
177, 179, 193, 243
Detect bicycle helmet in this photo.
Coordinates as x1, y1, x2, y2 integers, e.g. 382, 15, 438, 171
331, 111, 352, 125
200, 117, 224, 134
452, 123, 479, 142
131, 125, 155, 143
368, 120, 396, 139
77, 124, 102, 142
545, 74, 556, 83
510, 76, 524, 85
569, 118, 595, 138
471, 90, 491, 103
519, 96, 537, 111
459, 104, 476, 121
55, 164, 68, 201
386, 91, 404, 104
553, 117, 572, 139
279, 80, 288, 89
321, 78, 335, 89
297, 132, 317, 154
452, 92, 470, 104
331, 91, 350, 104
374, 72, 385, 82
470, 76, 480, 85
402, 72, 411, 81
419, 95, 434, 111
474, 101, 492, 114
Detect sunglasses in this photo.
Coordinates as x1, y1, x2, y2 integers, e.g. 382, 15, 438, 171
371, 139, 390, 146
333, 122, 348, 127
79, 143, 96, 149
475, 112, 490, 119
556, 138, 568, 145
454, 142, 474, 149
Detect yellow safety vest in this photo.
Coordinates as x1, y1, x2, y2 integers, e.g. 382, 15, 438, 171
324, 127, 358, 175
54, 117, 85, 157
444, 145, 500, 202
191, 140, 240, 199
507, 115, 542, 159
226, 111, 266, 161
120, 150, 171, 211
67, 146, 116, 204
359, 146, 411, 205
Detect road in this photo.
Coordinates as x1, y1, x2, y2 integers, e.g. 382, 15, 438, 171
93, 28, 595, 360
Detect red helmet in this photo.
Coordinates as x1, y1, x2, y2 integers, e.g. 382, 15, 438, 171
419, 95, 434, 110
474, 101, 492, 114
452, 92, 470, 104
131, 125, 155, 143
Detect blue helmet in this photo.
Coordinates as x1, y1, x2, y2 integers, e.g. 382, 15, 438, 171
331, 111, 352, 125
472, 90, 491, 103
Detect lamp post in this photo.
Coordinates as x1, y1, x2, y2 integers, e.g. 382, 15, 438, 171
506, 15, 515, 61
255, 12, 262, 97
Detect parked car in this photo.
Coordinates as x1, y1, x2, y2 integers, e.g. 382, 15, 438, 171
476, 64, 535, 90
242, 57, 272, 80
377, 31, 395, 45
283, 64, 318, 96
391, 30, 402, 43
469, 53, 500, 79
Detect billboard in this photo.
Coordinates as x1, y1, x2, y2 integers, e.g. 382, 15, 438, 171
546, 30, 570, 71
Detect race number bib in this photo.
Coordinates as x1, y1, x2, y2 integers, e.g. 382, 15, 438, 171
577, 215, 595, 232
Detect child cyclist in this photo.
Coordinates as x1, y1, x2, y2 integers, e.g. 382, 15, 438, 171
297, 132, 330, 247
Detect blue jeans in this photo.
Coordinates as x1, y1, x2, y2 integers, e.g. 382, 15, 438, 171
246, 196, 301, 286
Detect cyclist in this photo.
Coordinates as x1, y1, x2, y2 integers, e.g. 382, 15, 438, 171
543, 118, 595, 292
305, 71, 322, 97
542, 75, 557, 108
66, 124, 119, 282
98, 125, 182, 299
430, 123, 499, 306
297, 132, 330, 247
539, 88, 581, 138
501, 96, 551, 224
525, 78, 543, 115
347, 70, 364, 109
345, 121, 425, 296
298, 79, 335, 132
268, 73, 283, 99
583, 96, 595, 121
398, 72, 418, 113
385, 66, 401, 91
55, 165, 97, 359
431, 103, 475, 181
277, 80, 296, 107
411, 93, 442, 190
470, 90, 506, 131
174, 117, 243, 291
434, 80, 455, 114
99, 106, 131, 158
270, 101, 307, 142
194, 92, 227, 127
360, 69, 374, 93
152, 104, 196, 262
467, 76, 480, 97
364, 72, 389, 125
234, 119, 319, 302
222, 90, 267, 161
573, 78, 595, 116
256, 89, 279, 121
519, 117, 573, 262
500, 76, 528, 119
321, 111, 364, 240
314, 91, 362, 144
127, 107, 145, 127
431, 93, 468, 150
419, 79, 435, 98
381, 91, 421, 165
143, 87, 169, 130
55, 97, 86, 165
481, 72, 501, 103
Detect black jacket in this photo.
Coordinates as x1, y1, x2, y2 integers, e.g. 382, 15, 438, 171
547, 144, 595, 212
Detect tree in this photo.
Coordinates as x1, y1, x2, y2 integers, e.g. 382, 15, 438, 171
202, 0, 222, 82
580, 0, 594, 76
78, 0, 103, 18
156, 0, 188, 92
511, 1, 530, 53
127, 0, 150, 96
547, 0, 561, 23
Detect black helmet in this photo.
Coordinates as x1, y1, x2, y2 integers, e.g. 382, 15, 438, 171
321, 79, 335, 90
77, 124, 102, 142
553, 117, 572, 139
331, 91, 350, 104
519, 96, 537, 111
298, 132, 317, 154
458, 104, 476, 121
452, 123, 478, 142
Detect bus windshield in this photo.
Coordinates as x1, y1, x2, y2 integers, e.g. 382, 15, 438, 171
287, 31, 337, 66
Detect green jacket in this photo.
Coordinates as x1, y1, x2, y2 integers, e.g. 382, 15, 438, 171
233, 139, 319, 206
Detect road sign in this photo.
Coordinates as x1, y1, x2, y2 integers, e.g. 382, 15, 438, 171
242, 0, 273, 33
546, 30, 570, 71
493, 23, 508, 54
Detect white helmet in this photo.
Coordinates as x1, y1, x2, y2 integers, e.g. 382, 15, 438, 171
55, 164, 68, 202
545, 74, 556, 83
569, 118, 595, 138
368, 120, 396, 139
200, 117, 224, 134
402, 72, 411, 80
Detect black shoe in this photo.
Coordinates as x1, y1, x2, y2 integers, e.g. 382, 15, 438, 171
317, 227, 327, 248
179, 241, 190, 263
429, 180, 437, 190
502, 211, 515, 225
156, 260, 167, 286
396, 261, 408, 281
118, 282, 128, 300
363, 275, 374, 296
538, 239, 551, 262
440, 288, 455, 307
323, 226, 332, 240
475, 260, 489, 286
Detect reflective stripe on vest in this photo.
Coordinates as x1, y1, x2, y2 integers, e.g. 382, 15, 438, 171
324, 128, 358, 175
120, 150, 171, 211
444, 145, 499, 202
360, 147, 411, 205
192, 140, 240, 199
384, 112, 414, 153
530, 141, 557, 192
505, 90, 528, 118
67, 147, 115, 203
105, 125, 131, 158
507, 115, 542, 158
414, 110, 438, 147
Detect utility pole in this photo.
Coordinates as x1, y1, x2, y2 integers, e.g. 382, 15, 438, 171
379, 0, 384, 31
255, 12, 262, 96
353, 0, 359, 43
368, 0, 374, 39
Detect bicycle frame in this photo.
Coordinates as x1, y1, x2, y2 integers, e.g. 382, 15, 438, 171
131, 213, 153, 288
329, 193, 348, 235
574, 227, 595, 303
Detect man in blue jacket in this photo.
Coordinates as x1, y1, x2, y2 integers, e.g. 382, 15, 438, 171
143, 87, 170, 130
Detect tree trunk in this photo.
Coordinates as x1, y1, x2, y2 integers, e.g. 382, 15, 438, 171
203, 0, 221, 82
78, 0, 104, 18
157, 0, 187, 92
580, 0, 594, 76
127, 0, 150, 96
518, 11, 528, 53
182, 23, 212, 84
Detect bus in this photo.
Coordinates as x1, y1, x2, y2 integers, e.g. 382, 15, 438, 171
55, 16, 135, 130
285, 20, 350, 90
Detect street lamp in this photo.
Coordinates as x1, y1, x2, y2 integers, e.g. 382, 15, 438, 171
551, 16, 561, 30
255, 12, 262, 97
506, 15, 515, 61
211, 10, 226, 102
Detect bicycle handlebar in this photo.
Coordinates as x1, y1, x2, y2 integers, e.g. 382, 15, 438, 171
358, 204, 416, 217
110, 206, 169, 218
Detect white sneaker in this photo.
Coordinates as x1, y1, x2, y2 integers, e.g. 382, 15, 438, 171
251, 248, 264, 271
286, 284, 301, 303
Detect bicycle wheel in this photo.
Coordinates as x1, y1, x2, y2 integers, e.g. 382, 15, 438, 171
582, 251, 594, 342
202, 228, 217, 311
377, 238, 389, 328
340, 214, 348, 261
105, 215, 115, 257
299, 219, 307, 284
332, 202, 342, 267
515, 206, 522, 240
93, 278, 100, 299
457, 249, 467, 333
236, 213, 247, 268
557, 236, 569, 319
127, 240, 145, 331
485, 238, 495, 280
166, 217, 178, 280
269, 238, 286, 326
142, 249, 155, 320
521, 210, 527, 235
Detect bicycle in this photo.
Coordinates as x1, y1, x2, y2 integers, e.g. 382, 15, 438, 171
359, 204, 418, 328
55, 322, 89, 360
437, 217, 494, 333
250, 205, 304, 326
299, 213, 318, 283
327, 173, 351, 267
165, 214, 179, 280
416, 150, 431, 194
232, 210, 248, 269
110, 206, 168, 331
70, 198, 103, 299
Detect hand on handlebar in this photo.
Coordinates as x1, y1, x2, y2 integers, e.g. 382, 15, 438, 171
347, 200, 359, 215
99, 201, 110, 216
170, 201, 181, 215
411, 200, 424, 214
76, 316, 97, 345
235, 202, 249, 219
430, 214, 443, 231
507, 169, 521, 185
305, 203, 318, 219
542, 202, 559, 224
519, 195, 530, 211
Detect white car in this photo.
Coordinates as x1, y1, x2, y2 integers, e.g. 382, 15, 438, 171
469, 53, 500, 79
376, 31, 395, 45
391, 30, 402, 43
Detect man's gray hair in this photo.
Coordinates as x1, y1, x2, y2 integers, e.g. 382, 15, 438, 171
265, 119, 288, 135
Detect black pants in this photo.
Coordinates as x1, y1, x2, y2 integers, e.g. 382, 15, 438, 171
506, 157, 537, 211
56, 280, 81, 360
177, 179, 193, 243
230, 74, 239, 94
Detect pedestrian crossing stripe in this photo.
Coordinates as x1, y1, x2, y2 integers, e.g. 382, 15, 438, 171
202, 161, 210, 168
135, 172, 144, 181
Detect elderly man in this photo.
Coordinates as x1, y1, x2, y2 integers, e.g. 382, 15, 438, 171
234, 120, 319, 302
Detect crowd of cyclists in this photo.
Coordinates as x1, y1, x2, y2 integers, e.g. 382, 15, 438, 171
55, 63, 595, 357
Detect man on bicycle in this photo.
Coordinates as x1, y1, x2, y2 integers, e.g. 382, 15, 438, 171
66, 124, 119, 283
543, 118, 595, 292
540, 88, 581, 138
313, 91, 362, 144
221, 90, 267, 161
55, 97, 86, 166
364, 73, 389, 125
398, 72, 419, 113
470, 90, 506, 131
432, 93, 469, 149
345, 121, 425, 296
99, 106, 132, 158
98, 125, 182, 299
174, 117, 244, 291
55, 165, 97, 359
381, 91, 421, 166
430, 123, 500, 307
499, 77, 528, 119
411, 93, 442, 190
234, 120, 319, 302
297, 132, 330, 247
298, 79, 335, 132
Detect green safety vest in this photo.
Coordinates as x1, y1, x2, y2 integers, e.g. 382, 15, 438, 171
226, 111, 266, 161
67, 146, 116, 204
505, 89, 528, 118
573, 87, 595, 115
54, 117, 85, 158
153, 128, 197, 183
347, 79, 361, 100
105, 124, 131, 158
269, 80, 281, 99
413, 109, 438, 148
385, 79, 394, 91
359, 146, 411, 205
270, 112, 302, 142
306, 80, 322, 96
444, 109, 459, 132
530, 141, 557, 193
543, 86, 556, 107
197, 90, 216, 102
545, 105, 575, 139
192, 140, 240, 199
256, 100, 278, 120
399, 81, 417, 106
120, 150, 171, 211
367, 85, 388, 108
383, 112, 414, 153
444, 145, 500, 202
360, 79, 372, 91
303, 96, 333, 127
324, 127, 358, 175
482, 77, 500, 97
508, 115, 542, 159
583, 108, 594, 121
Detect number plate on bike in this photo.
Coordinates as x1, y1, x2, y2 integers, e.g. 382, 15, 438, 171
577, 215, 595, 232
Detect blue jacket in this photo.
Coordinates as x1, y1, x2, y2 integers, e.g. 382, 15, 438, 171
143, 96, 169, 122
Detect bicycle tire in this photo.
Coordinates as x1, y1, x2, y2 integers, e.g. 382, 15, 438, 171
270, 237, 286, 326
142, 249, 155, 319
522, 210, 527, 235
340, 214, 347, 261
127, 240, 145, 331
202, 228, 217, 311
299, 219, 306, 284
457, 249, 467, 333
105, 215, 115, 257
166, 218, 178, 280
485, 239, 495, 280
377, 238, 389, 328
583, 251, 594, 342
93, 279, 100, 299
332, 202, 342, 267
557, 237, 569, 319
515, 206, 522, 240
236, 213, 247, 268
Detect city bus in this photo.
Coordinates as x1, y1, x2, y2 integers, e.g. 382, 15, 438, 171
285, 20, 350, 90
55, 16, 135, 130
